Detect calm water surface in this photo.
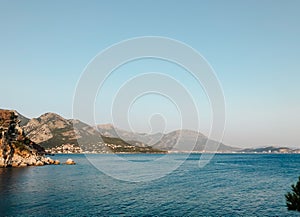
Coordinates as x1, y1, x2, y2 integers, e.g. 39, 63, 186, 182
1, 154, 300, 216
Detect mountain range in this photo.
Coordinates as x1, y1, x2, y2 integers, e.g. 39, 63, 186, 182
96, 124, 238, 152
13, 110, 298, 154
20, 112, 163, 154
16, 111, 238, 154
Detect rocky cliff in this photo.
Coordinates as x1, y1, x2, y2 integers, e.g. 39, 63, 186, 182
0, 109, 58, 167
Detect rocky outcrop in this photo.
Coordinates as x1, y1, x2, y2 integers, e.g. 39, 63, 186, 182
0, 109, 58, 167
65, 158, 75, 165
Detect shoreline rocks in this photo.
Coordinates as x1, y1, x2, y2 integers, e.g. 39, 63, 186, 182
0, 109, 60, 168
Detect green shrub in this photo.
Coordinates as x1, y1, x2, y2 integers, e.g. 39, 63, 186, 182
286, 177, 300, 211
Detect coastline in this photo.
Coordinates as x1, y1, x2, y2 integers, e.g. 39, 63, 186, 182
49, 152, 300, 155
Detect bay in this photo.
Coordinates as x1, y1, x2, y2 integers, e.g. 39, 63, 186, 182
1, 154, 300, 216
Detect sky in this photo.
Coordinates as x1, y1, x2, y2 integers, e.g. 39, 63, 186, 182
0, 0, 299, 148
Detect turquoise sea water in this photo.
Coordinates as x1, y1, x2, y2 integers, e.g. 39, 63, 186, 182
1, 154, 300, 216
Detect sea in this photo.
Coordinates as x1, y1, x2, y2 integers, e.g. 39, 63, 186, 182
1, 154, 300, 216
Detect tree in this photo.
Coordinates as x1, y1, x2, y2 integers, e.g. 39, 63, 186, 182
286, 177, 300, 211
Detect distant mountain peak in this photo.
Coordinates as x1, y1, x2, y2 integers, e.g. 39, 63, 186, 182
39, 112, 67, 121
167, 129, 206, 137
97, 123, 114, 130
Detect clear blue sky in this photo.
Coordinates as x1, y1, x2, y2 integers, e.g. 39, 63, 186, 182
0, 0, 299, 148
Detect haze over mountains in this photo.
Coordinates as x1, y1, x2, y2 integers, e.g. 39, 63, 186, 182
97, 124, 238, 152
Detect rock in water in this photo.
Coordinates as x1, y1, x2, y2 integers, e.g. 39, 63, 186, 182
35, 161, 44, 166
0, 109, 57, 167
65, 158, 75, 165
